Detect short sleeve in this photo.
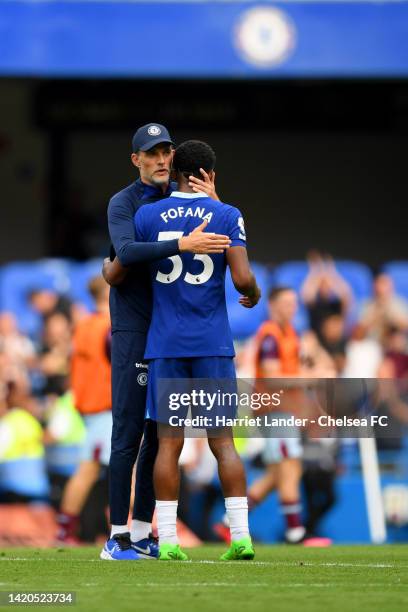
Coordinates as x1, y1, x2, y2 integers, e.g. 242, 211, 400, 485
226, 207, 247, 247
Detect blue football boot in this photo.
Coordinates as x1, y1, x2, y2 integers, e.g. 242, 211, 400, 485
132, 533, 159, 560
100, 532, 141, 560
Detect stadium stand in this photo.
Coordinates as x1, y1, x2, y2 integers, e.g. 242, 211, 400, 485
0, 260, 71, 337
1, 258, 406, 341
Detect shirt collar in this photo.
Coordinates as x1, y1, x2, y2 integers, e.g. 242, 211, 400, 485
170, 191, 209, 199
136, 179, 172, 200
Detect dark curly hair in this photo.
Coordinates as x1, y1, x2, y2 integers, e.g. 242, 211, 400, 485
173, 140, 216, 180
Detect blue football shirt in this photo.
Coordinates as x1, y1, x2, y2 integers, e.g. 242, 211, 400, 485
134, 191, 247, 359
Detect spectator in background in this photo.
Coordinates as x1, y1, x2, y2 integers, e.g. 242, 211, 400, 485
0, 312, 36, 389
375, 327, 408, 448
359, 273, 408, 344
317, 314, 348, 375
301, 250, 353, 341
378, 327, 408, 380
28, 289, 74, 324
302, 437, 337, 541
0, 381, 48, 504
57, 276, 111, 545
43, 390, 86, 510
343, 323, 383, 378
0, 312, 36, 367
245, 287, 308, 544
38, 313, 72, 396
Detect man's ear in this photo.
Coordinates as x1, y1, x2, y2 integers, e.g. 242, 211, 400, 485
131, 152, 140, 169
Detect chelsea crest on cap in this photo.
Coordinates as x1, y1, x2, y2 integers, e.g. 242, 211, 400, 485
132, 123, 173, 152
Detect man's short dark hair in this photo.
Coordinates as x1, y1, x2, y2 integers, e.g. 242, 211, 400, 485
268, 286, 294, 301
173, 140, 216, 179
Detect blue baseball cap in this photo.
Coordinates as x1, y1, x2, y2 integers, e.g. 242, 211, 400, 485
132, 123, 173, 152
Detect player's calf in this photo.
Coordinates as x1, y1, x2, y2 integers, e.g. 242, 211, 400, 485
208, 436, 254, 560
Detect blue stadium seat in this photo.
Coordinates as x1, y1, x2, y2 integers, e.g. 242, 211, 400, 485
382, 261, 408, 301
0, 259, 71, 337
271, 261, 309, 293
225, 262, 269, 340
68, 259, 104, 312
335, 261, 373, 302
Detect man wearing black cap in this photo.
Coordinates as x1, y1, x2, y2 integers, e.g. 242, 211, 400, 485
101, 124, 228, 561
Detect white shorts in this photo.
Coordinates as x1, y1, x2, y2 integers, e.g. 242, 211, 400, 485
260, 412, 303, 464
262, 436, 303, 464
80, 411, 112, 466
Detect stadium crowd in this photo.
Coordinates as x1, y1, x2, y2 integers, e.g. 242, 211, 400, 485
1, 251, 408, 544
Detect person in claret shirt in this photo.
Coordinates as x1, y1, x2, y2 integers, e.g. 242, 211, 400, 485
247, 287, 306, 544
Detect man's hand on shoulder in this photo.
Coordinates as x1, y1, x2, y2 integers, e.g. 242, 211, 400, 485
102, 257, 128, 286
239, 286, 261, 309
189, 168, 219, 201
178, 220, 231, 254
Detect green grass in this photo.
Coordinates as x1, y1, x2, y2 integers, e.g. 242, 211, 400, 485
1, 545, 408, 612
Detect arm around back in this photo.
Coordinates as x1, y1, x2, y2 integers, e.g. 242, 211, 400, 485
108, 193, 180, 267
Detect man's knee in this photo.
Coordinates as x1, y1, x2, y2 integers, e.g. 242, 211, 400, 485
208, 436, 237, 461
110, 445, 138, 465
77, 460, 99, 476
111, 419, 144, 442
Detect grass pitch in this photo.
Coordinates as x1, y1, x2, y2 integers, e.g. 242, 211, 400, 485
1, 545, 407, 612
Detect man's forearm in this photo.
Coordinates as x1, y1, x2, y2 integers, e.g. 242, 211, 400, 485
235, 271, 258, 297
116, 239, 180, 267
108, 202, 180, 267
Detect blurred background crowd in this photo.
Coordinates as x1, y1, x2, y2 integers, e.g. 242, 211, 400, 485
1, 250, 407, 545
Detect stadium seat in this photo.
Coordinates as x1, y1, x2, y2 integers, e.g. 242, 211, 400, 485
68, 259, 104, 312
271, 261, 309, 294
225, 262, 269, 340
0, 259, 71, 337
382, 261, 408, 301
335, 261, 373, 302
